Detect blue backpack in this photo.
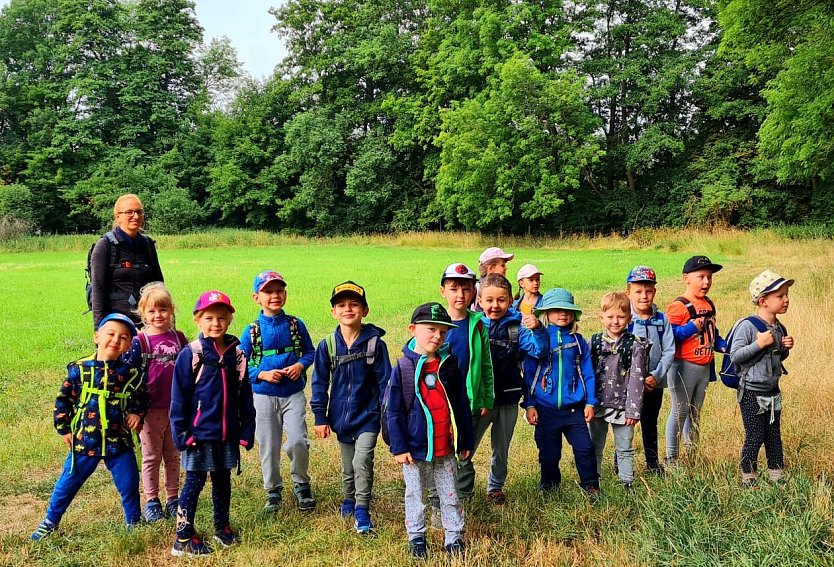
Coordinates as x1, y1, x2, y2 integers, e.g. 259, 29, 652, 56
719, 316, 785, 389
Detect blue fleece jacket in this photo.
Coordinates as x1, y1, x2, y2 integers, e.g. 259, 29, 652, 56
310, 324, 391, 442
522, 325, 597, 410
239, 310, 316, 398
170, 334, 256, 452
386, 343, 474, 462
482, 309, 548, 406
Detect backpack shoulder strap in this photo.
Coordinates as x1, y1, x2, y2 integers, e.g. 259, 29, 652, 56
398, 356, 417, 412
288, 316, 302, 357
508, 320, 520, 346
249, 320, 262, 365
325, 332, 336, 369
674, 296, 699, 320
190, 340, 205, 383
365, 334, 378, 365
745, 316, 768, 333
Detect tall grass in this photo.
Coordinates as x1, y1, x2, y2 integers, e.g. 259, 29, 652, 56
1, 230, 832, 566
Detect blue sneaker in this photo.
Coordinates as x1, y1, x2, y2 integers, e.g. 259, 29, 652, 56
445, 539, 465, 556
31, 519, 56, 541
165, 497, 179, 518
409, 536, 428, 559
340, 498, 355, 517
143, 498, 165, 523
213, 526, 240, 548
171, 535, 213, 557
353, 505, 373, 534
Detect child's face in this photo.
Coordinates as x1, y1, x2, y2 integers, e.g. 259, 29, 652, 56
440, 279, 475, 313
479, 285, 511, 320
409, 323, 448, 355
759, 287, 790, 315
519, 275, 541, 295
627, 282, 656, 315
142, 303, 173, 332
195, 305, 233, 339
683, 269, 713, 299
95, 321, 134, 360
254, 280, 287, 316
331, 298, 368, 327
600, 307, 631, 337
486, 259, 508, 276
546, 309, 575, 327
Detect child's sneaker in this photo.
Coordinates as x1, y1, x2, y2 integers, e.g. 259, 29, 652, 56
31, 519, 56, 541
409, 536, 428, 559
294, 484, 316, 511
486, 489, 506, 505
143, 498, 165, 522
445, 539, 465, 556
165, 497, 179, 518
264, 489, 282, 512
171, 535, 213, 557
213, 526, 240, 548
340, 498, 355, 518
582, 485, 602, 501
353, 506, 373, 534
742, 478, 759, 490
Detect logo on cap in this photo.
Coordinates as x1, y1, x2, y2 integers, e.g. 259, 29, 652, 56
455, 264, 468, 275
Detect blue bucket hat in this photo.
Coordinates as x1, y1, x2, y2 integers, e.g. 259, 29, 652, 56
533, 288, 582, 321
97, 313, 137, 337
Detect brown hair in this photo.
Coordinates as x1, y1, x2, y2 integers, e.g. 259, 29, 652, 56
478, 258, 504, 278
600, 291, 630, 314
479, 273, 512, 297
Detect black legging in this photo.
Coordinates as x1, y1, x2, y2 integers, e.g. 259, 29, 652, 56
739, 389, 784, 474
176, 469, 231, 538
640, 387, 664, 469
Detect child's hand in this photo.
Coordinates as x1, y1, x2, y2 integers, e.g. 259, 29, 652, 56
125, 413, 142, 431
479, 407, 489, 417
521, 314, 540, 329
259, 370, 282, 384
525, 407, 538, 426
644, 375, 657, 391
282, 363, 304, 381
625, 418, 638, 427
583, 406, 595, 422
756, 330, 776, 349
459, 450, 472, 460
314, 424, 331, 439
62, 433, 72, 449
692, 318, 704, 331
782, 335, 794, 350
395, 452, 413, 465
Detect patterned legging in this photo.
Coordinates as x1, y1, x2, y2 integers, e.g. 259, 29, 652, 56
739, 389, 783, 474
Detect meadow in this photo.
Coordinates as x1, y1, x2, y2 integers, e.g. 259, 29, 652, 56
0, 229, 832, 566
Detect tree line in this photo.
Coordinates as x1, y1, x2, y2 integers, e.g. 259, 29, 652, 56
0, 0, 832, 236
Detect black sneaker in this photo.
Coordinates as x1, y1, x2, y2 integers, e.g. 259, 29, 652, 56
165, 497, 179, 518
171, 535, 212, 557
264, 489, 282, 512
445, 539, 465, 556
409, 536, 428, 559
294, 484, 316, 511
143, 498, 165, 523
213, 526, 240, 548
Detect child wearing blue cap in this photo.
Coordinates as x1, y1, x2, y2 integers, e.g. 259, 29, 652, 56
32, 313, 148, 541
521, 289, 600, 495
239, 270, 317, 513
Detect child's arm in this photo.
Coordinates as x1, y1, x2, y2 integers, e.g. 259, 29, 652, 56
310, 339, 332, 438
625, 338, 649, 423
729, 321, 772, 366
667, 301, 699, 342
169, 348, 196, 450
447, 357, 475, 454
519, 325, 549, 359
372, 338, 392, 408
122, 336, 143, 372
520, 354, 538, 411
578, 336, 598, 416
237, 355, 256, 449
386, 362, 410, 458
653, 316, 676, 388
54, 363, 82, 446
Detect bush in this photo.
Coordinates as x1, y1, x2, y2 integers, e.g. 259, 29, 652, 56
0, 215, 35, 241
0, 183, 35, 223
147, 188, 206, 234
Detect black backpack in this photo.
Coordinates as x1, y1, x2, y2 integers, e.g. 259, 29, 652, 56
83, 231, 153, 314
380, 356, 416, 446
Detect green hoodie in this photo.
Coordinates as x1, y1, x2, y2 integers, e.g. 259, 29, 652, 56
461, 310, 495, 412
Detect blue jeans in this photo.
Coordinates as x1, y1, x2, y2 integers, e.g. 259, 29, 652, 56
45, 451, 140, 526
534, 405, 599, 490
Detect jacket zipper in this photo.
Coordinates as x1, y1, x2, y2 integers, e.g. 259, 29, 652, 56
557, 329, 563, 409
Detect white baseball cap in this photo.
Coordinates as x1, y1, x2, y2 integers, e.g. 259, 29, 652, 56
478, 247, 514, 265
516, 263, 543, 281
441, 262, 477, 284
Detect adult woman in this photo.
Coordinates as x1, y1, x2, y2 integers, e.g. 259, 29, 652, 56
89, 194, 163, 328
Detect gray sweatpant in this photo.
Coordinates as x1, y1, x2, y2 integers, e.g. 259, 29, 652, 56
589, 418, 636, 484
254, 390, 311, 491
403, 455, 463, 546
339, 431, 377, 508
456, 404, 520, 495
665, 360, 709, 461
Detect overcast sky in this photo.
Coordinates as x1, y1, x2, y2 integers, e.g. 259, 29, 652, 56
0, 0, 288, 80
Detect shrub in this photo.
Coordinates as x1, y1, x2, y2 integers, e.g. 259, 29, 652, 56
147, 188, 206, 234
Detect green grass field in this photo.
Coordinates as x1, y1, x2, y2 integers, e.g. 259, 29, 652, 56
1, 230, 832, 566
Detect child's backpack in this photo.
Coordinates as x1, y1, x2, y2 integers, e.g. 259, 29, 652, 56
137, 331, 186, 377
248, 317, 302, 366
590, 333, 637, 376
719, 317, 786, 389
189, 339, 246, 385
323, 332, 379, 369
627, 312, 666, 343
83, 231, 153, 314
488, 320, 520, 351
380, 357, 417, 447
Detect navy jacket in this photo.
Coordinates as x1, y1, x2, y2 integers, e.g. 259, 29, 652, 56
310, 324, 391, 442
170, 334, 256, 451
482, 309, 548, 406
386, 342, 474, 462
239, 311, 316, 398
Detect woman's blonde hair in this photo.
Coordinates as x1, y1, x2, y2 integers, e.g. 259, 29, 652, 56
112, 193, 144, 228
136, 281, 174, 326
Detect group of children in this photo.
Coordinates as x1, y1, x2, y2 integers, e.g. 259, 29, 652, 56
32, 248, 796, 559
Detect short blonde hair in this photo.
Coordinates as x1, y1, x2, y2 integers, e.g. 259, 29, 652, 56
537, 310, 578, 333
113, 193, 143, 217
600, 291, 630, 314
136, 281, 174, 326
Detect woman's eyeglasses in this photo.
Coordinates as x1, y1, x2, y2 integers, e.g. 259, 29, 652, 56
117, 209, 144, 217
